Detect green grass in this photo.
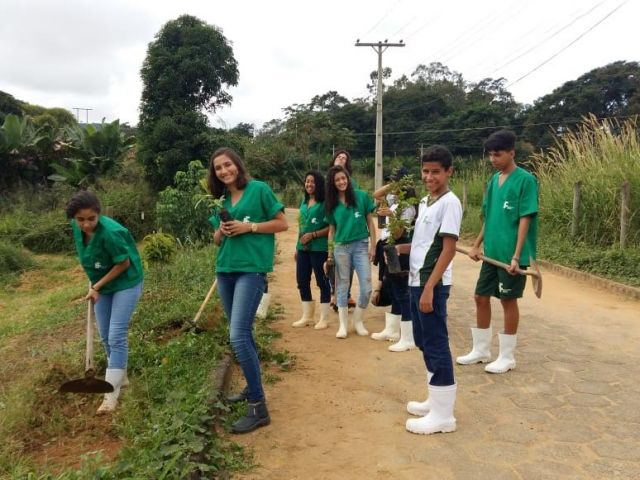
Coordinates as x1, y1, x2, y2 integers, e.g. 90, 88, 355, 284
1, 244, 292, 479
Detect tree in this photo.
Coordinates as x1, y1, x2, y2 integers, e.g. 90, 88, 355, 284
138, 15, 239, 189
523, 61, 640, 149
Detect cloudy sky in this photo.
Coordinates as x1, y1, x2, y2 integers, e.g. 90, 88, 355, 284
0, 0, 637, 130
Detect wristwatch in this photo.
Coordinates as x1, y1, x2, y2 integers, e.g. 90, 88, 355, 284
251, 223, 258, 233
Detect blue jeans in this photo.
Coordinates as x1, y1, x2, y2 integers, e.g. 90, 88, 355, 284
296, 250, 331, 303
94, 282, 143, 369
217, 272, 266, 403
334, 239, 372, 308
410, 285, 454, 386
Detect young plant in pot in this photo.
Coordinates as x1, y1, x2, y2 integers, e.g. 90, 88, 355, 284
381, 172, 418, 274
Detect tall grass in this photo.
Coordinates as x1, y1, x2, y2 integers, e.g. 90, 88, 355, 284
533, 116, 640, 246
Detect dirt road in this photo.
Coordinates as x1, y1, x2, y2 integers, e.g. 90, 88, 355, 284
235, 208, 640, 480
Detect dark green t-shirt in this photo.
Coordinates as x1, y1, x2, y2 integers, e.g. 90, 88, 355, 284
482, 166, 539, 265
209, 180, 285, 273
72, 216, 144, 294
297, 200, 328, 252
326, 189, 376, 244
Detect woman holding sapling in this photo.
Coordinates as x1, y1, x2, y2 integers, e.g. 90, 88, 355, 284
208, 147, 288, 434
371, 168, 418, 351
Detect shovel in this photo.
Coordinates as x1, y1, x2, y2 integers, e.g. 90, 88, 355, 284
456, 246, 543, 299
181, 278, 218, 331
59, 299, 114, 394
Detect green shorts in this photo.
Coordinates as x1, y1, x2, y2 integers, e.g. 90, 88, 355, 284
475, 261, 527, 299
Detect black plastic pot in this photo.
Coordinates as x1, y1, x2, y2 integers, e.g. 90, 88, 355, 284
383, 244, 403, 274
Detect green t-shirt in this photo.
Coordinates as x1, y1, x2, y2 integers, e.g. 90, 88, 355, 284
72, 216, 144, 294
209, 180, 285, 273
297, 200, 328, 251
482, 166, 539, 265
326, 189, 376, 244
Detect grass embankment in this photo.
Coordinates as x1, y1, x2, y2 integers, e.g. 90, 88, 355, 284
1, 245, 291, 479
450, 118, 640, 287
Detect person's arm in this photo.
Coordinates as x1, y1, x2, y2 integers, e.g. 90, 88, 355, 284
468, 224, 485, 261
324, 224, 336, 274
300, 226, 329, 245
373, 184, 391, 201
86, 259, 130, 302
396, 243, 411, 255
419, 236, 456, 313
213, 228, 224, 246
220, 211, 288, 236
367, 213, 377, 262
508, 216, 532, 274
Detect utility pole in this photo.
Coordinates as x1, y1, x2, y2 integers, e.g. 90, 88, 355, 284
356, 39, 405, 189
72, 107, 92, 124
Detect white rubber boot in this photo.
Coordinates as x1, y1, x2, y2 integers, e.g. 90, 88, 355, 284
407, 371, 434, 416
371, 313, 401, 341
121, 371, 129, 388
485, 333, 517, 374
292, 301, 315, 327
352, 306, 369, 336
97, 368, 126, 414
456, 327, 492, 364
406, 384, 457, 435
255, 293, 271, 319
336, 307, 349, 339
389, 321, 415, 352
314, 303, 330, 330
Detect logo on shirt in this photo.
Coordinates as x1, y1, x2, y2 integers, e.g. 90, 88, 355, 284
311, 218, 318, 224
354, 212, 362, 219
242, 216, 251, 223
94, 262, 104, 270
499, 282, 512, 294
503, 201, 513, 210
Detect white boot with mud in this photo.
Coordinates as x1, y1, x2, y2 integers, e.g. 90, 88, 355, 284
255, 293, 271, 319
485, 333, 517, 373
292, 301, 315, 327
314, 303, 330, 330
97, 368, 126, 414
456, 327, 492, 364
406, 384, 457, 435
407, 371, 434, 416
389, 320, 415, 352
352, 306, 369, 336
336, 307, 349, 339
371, 312, 400, 341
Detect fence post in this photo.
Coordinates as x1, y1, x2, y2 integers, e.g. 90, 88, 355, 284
620, 180, 630, 249
462, 183, 468, 214
571, 181, 581, 238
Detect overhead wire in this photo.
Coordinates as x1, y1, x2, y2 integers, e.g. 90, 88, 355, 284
506, 0, 629, 88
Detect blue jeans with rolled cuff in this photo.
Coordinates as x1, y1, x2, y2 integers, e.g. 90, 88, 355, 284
94, 281, 143, 369
217, 272, 266, 403
409, 284, 454, 386
334, 239, 372, 309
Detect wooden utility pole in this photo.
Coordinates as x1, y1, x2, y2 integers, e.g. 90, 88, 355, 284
356, 40, 405, 189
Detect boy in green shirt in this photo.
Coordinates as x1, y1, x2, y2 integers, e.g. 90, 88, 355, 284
457, 130, 539, 374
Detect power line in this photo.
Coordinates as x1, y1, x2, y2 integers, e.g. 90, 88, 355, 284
490, 0, 606, 76
507, 0, 628, 88
361, 0, 403, 37
347, 113, 639, 137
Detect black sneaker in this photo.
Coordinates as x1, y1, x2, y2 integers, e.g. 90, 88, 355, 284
226, 386, 249, 403
231, 400, 270, 434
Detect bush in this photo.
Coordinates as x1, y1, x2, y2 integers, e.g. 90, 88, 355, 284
0, 240, 34, 276
99, 177, 157, 241
142, 233, 178, 266
156, 160, 213, 243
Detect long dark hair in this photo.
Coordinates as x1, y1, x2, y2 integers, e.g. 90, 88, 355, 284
208, 147, 250, 198
325, 166, 355, 214
303, 170, 325, 203
328, 149, 352, 175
